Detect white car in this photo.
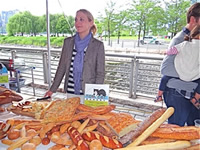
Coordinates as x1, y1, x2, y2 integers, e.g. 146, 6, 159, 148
140, 36, 162, 45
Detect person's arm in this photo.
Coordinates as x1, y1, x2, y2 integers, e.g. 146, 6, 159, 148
95, 42, 105, 84
166, 47, 178, 55
45, 39, 69, 96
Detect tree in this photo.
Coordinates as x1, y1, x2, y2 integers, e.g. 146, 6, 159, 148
164, 0, 190, 38
50, 14, 61, 36
103, 0, 117, 45
31, 16, 42, 36
114, 10, 129, 44
7, 11, 32, 36
128, 0, 164, 47
56, 15, 73, 36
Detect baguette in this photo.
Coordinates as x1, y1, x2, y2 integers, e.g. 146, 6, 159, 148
116, 141, 191, 150
82, 131, 123, 149
150, 126, 200, 140
131, 108, 166, 141
184, 144, 200, 150
67, 126, 89, 150
128, 107, 174, 147
140, 137, 176, 145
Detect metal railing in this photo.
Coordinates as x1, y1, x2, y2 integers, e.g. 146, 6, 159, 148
0, 45, 164, 99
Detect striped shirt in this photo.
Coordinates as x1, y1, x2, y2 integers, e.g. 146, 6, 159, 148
67, 47, 87, 95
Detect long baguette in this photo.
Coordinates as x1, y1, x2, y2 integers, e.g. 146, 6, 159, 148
128, 107, 174, 147
184, 144, 200, 150
150, 126, 200, 140
116, 141, 191, 150
131, 108, 166, 140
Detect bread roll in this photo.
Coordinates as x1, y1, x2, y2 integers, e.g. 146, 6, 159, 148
42, 137, 50, 145
21, 143, 36, 150
26, 129, 37, 137
71, 121, 81, 129
29, 135, 41, 146
7, 129, 20, 140
89, 139, 103, 150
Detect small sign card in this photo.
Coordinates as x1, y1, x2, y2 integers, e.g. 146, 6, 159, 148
0, 63, 9, 88
84, 84, 109, 107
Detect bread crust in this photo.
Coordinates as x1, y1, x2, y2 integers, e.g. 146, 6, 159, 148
0, 87, 23, 105
41, 97, 80, 123
150, 126, 200, 140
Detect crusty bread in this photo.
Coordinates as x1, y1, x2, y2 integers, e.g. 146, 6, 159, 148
106, 112, 140, 138
40, 97, 80, 123
140, 137, 176, 145
150, 126, 200, 140
0, 86, 23, 105
184, 144, 200, 150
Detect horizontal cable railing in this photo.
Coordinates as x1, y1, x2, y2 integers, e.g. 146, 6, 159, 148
0, 45, 164, 99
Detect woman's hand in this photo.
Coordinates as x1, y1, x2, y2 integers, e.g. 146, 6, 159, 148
44, 91, 53, 98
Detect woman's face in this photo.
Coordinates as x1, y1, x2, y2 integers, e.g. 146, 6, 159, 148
75, 11, 93, 36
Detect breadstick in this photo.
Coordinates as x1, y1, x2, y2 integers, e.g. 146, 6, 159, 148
60, 122, 71, 134
82, 122, 98, 133
77, 118, 90, 133
116, 141, 191, 150
7, 136, 32, 150
128, 107, 174, 147
1, 139, 14, 145
0, 96, 6, 98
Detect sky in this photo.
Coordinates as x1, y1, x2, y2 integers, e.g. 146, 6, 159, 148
0, 0, 131, 18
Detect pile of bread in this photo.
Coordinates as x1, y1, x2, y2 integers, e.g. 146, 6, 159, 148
0, 87, 22, 105
0, 97, 199, 150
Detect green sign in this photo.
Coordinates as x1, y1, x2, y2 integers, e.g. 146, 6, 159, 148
0, 75, 9, 83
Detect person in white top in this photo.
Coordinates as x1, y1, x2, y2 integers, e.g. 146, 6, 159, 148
155, 25, 200, 110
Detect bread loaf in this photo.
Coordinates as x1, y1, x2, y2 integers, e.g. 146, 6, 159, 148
131, 108, 166, 141
150, 126, 200, 140
0, 87, 23, 105
106, 112, 140, 138
82, 131, 123, 149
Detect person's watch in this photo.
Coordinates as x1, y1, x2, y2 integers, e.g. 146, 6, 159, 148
182, 27, 190, 35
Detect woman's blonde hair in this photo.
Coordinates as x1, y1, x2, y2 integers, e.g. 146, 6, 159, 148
76, 9, 97, 35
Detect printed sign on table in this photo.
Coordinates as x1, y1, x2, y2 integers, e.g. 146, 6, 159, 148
84, 84, 109, 107
0, 63, 9, 89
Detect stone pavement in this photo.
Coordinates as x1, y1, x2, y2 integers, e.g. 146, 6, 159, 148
20, 85, 166, 121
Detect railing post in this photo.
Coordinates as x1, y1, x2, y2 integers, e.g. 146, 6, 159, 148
121, 41, 124, 48
42, 52, 48, 84
128, 58, 134, 98
133, 58, 139, 99
31, 67, 36, 96
11, 50, 16, 66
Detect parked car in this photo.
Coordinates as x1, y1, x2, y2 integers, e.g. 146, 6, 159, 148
140, 36, 162, 45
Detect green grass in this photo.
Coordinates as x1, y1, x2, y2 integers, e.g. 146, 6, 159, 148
0, 35, 169, 47
0, 35, 65, 47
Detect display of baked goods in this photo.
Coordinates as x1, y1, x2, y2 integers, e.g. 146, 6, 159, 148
0, 97, 199, 150
7, 99, 50, 118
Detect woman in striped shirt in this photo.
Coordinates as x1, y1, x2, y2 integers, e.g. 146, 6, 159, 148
44, 9, 105, 103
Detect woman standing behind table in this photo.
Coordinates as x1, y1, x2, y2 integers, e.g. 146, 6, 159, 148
44, 9, 105, 103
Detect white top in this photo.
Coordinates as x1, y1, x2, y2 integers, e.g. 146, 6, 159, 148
174, 39, 200, 81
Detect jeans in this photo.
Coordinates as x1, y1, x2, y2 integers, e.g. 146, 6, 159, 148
159, 76, 172, 91
163, 88, 200, 126
193, 78, 200, 94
